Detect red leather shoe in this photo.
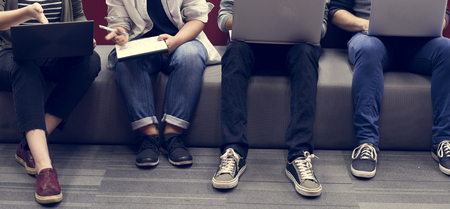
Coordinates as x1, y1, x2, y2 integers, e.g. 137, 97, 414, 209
35, 167, 62, 204
15, 142, 36, 175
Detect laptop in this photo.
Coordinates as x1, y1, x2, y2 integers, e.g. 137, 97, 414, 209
368, 0, 447, 37
231, 0, 326, 45
11, 21, 94, 60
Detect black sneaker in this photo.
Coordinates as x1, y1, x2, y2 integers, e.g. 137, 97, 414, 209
431, 140, 450, 175
286, 151, 322, 196
135, 134, 160, 167
162, 134, 193, 166
212, 148, 246, 189
351, 143, 379, 178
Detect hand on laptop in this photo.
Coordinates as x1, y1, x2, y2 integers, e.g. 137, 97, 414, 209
104, 26, 129, 46
28, 3, 48, 24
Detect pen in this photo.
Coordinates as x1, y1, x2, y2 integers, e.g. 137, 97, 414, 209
99, 25, 129, 36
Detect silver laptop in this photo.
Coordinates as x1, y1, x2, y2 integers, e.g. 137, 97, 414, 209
368, 0, 447, 37
231, 0, 326, 45
11, 21, 94, 60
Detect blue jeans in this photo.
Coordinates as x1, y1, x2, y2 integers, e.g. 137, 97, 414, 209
348, 32, 450, 146
220, 41, 322, 162
115, 40, 207, 131
0, 49, 101, 148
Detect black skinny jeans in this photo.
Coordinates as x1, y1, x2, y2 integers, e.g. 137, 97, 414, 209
0, 49, 100, 148
220, 41, 322, 162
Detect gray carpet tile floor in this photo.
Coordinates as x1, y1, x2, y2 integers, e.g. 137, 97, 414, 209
1, 143, 450, 208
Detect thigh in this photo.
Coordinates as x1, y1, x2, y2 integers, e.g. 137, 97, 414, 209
347, 32, 389, 68
116, 53, 163, 79
0, 50, 41, 91
163, 40, 207, 74
0, 50, 16, 91
408, 37, 450, 75
38, 52, 100, 82
251, 43, 291, 73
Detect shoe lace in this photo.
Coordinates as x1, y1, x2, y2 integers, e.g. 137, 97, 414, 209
217, 150, 238, 176
167, 134, 188, 153
352, 143, 377, 160
139, 136, 159, 153
294, 152, 318, 181
437, 140, 450, 158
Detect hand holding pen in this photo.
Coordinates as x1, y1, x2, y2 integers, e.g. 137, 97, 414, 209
102, 25, 129, 46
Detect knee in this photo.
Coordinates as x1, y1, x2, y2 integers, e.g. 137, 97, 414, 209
225, 41, 251, 54
87, 51, 101, 77
75, 51, 101, 80
290, 44, 319, 55
430, 37, 450, 55
349, 35, 385, 57
171, 43, 207, 73
288, 44, 322, 63
221, 42, 253, 76
10, 61, 44, 85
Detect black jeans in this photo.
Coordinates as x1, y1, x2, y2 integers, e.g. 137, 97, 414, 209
0, 49, 100, 147
220, 41, 322, 162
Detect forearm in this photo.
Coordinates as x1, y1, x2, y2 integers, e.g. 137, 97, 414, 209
0, 7, 34, 30
332, 9, 369, 32
225, 17, 232, 31
173, 20, 204, 45
218, 0, 233, 32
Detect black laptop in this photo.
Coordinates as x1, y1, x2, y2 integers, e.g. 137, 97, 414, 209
11, 21, 94, 61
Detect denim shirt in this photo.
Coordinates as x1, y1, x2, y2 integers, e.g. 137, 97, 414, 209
218, 0, 330, 39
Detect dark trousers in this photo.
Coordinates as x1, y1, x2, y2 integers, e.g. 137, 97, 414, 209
0, 49, 100, 147
220, 41, 322, 162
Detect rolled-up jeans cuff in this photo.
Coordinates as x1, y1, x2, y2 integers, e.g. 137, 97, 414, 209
161, 114, 189, 130
131, 116, 158, 131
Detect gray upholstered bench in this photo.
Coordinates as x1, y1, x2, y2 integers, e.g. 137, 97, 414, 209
0, 45, 433, 151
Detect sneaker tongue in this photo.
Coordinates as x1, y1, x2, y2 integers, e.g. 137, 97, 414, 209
360, 147, 373, 159
442, 142, 450, 157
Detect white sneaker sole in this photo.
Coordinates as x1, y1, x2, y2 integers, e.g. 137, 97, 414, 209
35, 192, 62, 204
351, 165, 376, 178
169, 159, 193, 166
212, 165, 247, 189
285, 169, 322, 197
135, 159, 159, 167
431, 152, 450, 175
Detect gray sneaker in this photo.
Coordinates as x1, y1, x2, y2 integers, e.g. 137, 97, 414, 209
285, 151, 322, 196
431, 140, 450, 175
351, 143, 379, 178
212, 148, 246, 189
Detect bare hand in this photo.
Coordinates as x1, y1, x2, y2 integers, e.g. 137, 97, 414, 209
362, 20, 370, 32
27, 3, 48, 24
104, 26, 129, 46
157, 34, 181, 55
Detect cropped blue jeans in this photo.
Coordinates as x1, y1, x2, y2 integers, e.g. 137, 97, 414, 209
115, 40, 207, 131
348, 32, 450, 146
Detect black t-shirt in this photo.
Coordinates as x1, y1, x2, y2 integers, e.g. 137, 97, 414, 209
142, 0, 179, 37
